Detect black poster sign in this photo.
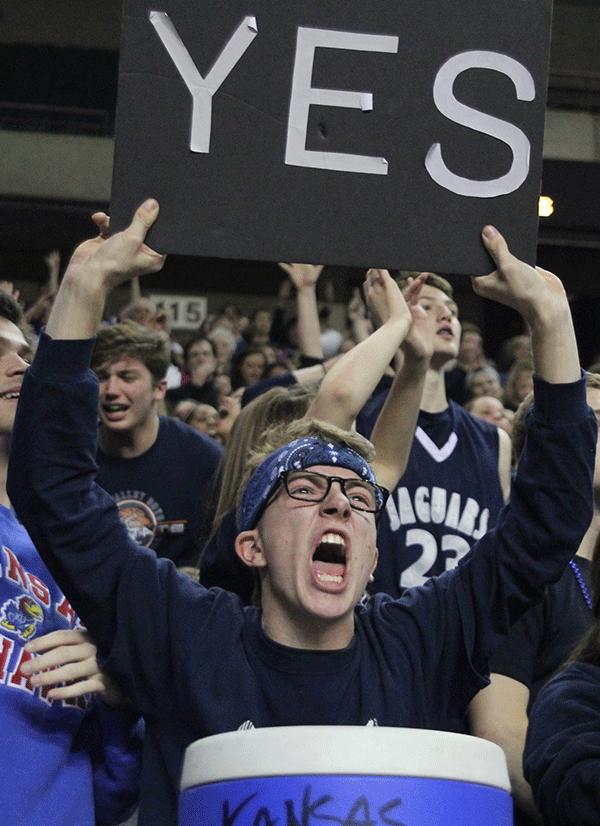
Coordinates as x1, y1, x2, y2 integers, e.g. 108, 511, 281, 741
110, 1, 553, 273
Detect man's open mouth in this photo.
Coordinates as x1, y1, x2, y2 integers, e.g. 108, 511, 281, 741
312, 532, 347, 584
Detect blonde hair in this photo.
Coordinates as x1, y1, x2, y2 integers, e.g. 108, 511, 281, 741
208, 385, 316, 538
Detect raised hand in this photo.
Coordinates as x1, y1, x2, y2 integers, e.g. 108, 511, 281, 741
278, 262, 324, 359
474, 226, 578, 385
401, 273, 433, 364
474, 226, 568, 324
46, 200, 166, 341
66, 200, 165, 294
44, 249, 61, 292
347, 287, 366, 322
278, 262, 324, 290
363, 268, 411, 329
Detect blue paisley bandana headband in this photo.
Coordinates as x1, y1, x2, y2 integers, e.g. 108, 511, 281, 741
238, 437, 378, 532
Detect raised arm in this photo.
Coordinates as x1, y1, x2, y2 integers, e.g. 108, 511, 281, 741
368, 273, 432, 491
7, 203, 176, 671
277, 262, 324, 360
306, 269, 417, 432
474, 227, 571, 504
450, 227, 596, 666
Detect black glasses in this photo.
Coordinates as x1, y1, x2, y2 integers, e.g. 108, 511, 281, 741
280, 470, 389, 515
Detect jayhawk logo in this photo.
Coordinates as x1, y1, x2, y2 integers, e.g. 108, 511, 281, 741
0, 595, 44, 641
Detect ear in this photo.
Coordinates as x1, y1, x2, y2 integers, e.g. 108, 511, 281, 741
235, 531, 267, 568
368, 547, 379, 584
154, 378, 167, 402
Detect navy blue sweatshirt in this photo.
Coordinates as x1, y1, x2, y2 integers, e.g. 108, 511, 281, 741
525, 661, 600, 825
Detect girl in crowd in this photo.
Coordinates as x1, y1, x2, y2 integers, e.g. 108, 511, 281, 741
165, 335, 219, 410
503, 358, 534, 411
229, 345, 269, 391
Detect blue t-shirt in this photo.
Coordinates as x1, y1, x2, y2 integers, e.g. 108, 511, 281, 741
0, 504, 141, 826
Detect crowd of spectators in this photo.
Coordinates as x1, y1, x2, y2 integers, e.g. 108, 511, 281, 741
3, 227, 600, 826
73, 261, 547, 462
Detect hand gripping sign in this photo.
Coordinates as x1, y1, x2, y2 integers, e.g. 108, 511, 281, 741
110, 0, 552, 274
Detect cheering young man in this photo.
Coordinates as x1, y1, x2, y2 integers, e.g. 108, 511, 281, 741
9, 201, 596, 826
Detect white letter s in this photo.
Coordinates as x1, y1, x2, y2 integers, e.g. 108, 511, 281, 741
425, 51, 535, 198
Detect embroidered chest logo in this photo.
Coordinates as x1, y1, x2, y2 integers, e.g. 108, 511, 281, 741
0, 595, 43, 641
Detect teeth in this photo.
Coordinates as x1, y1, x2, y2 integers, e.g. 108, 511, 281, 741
322, 532, 346, 546
317, 573, 343, 583
0, 392, 19, 399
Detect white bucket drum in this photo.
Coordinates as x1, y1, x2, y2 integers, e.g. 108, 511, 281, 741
179, 726, 512, 826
